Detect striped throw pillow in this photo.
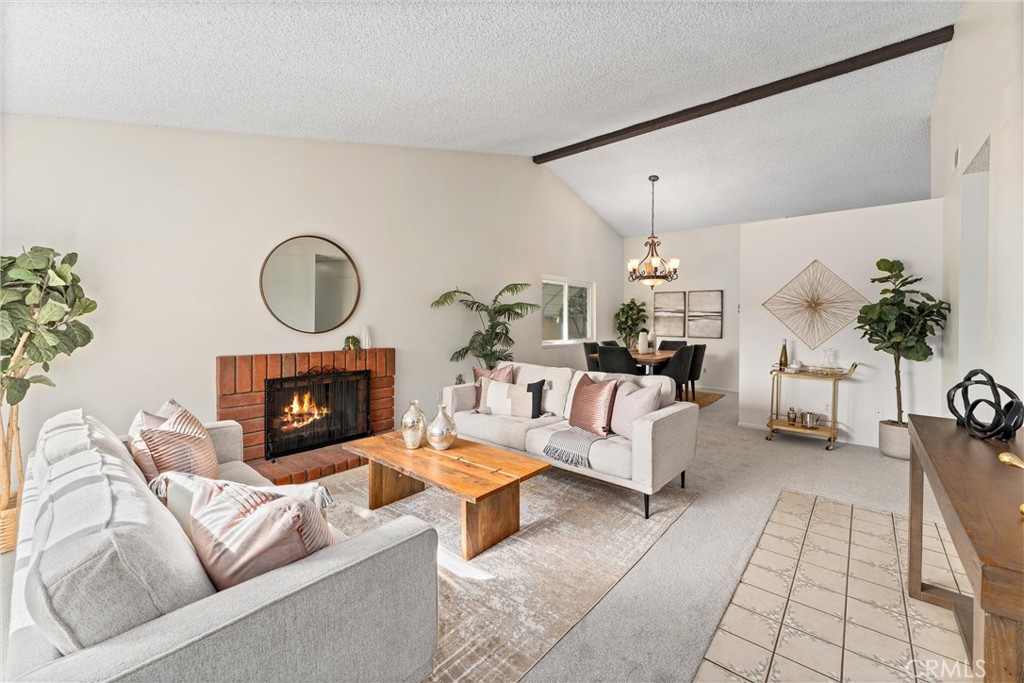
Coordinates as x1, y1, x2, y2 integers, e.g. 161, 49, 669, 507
129, 400, 219, 481
187, 477, 335, 590
150, 471, 334, 541
568, 374, 618, 435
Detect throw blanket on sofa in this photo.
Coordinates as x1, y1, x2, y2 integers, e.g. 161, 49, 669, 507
543, 427, 607, 469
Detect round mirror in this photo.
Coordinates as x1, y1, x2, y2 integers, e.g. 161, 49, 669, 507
260, 236, 360, 333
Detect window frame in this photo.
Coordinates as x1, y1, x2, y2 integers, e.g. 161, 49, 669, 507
540, 276, 597, 347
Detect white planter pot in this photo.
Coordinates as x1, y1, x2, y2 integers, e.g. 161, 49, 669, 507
878, 421, 910, 460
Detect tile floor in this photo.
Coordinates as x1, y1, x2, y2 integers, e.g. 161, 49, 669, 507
696, 491, 978, 683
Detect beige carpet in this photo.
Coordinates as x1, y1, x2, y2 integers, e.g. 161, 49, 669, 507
321, 466, 697, 682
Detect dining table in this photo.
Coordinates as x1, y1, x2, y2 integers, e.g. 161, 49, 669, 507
587, 348, 675, 375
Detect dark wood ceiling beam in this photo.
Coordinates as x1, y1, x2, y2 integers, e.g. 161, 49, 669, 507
532, 25, 954, 165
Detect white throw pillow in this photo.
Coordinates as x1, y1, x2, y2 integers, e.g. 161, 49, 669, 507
478, 377, 545, 418
610, 383, 662, 439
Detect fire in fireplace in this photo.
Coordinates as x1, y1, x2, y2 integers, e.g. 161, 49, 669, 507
264, 367, 371, 460
281, 391, 330, 432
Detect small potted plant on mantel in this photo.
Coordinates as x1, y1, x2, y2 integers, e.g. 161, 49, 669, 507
856, 259, 949, 459
614, 298, 649, 350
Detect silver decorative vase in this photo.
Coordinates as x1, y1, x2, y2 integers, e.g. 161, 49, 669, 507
426, 404, 457, 451
400, 400, 427, 450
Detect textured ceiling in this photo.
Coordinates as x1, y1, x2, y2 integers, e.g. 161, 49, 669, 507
2, 1, 962, 234
550, 46, 948, 235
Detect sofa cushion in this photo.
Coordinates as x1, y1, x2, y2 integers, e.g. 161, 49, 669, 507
150, 471, 334, 542
130, 401, 220, 482
567, 375, 618, 436
524, 420, 633, 480
127, 398, 181, 480
567, 372, 675, 413
478, 378, 545, 418
611, 384, 662, 440
32, 409, 140, 483
25, 448, 216, 654
501, 362, 574, 416
185, 477, 336, 590
452, 410, 563, 452
472, 365, 514, 409
218, 460, 275, 487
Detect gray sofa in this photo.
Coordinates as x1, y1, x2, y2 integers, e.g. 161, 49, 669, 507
6, 409, 438, 683
442, 361, 699, 517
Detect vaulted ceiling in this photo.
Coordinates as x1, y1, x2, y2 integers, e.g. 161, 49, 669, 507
2, 2, 962, 235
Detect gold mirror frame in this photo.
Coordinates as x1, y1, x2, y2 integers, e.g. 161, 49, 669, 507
259, 235, 361, 334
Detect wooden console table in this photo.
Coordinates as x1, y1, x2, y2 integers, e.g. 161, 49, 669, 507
909, 415, 1024, 682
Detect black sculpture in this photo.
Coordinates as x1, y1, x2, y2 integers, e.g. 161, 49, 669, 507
946, 369, 1023, 441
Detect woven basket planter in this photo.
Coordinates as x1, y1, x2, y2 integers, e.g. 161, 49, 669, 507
1, 493, 20, 554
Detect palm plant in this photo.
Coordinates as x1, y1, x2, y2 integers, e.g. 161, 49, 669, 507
431, 283, 539, 369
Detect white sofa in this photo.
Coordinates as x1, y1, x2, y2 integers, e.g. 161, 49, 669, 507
6, 410, 438, 683
442, 361, 699, 517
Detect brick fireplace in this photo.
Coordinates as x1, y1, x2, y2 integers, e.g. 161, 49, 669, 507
216, 349, 395, 484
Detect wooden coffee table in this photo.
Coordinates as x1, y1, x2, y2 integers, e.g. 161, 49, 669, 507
344, 432, 550, 560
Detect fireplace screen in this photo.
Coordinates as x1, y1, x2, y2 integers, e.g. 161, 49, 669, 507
264, 368, 371, 460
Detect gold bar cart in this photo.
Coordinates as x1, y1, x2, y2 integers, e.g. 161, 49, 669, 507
766, 363, 857, 450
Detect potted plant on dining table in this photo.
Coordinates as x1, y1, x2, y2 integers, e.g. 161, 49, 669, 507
614, 298, 649, 350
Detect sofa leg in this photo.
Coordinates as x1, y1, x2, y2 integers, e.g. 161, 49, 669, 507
680, 471, 686, 489
643, 494, 650, 519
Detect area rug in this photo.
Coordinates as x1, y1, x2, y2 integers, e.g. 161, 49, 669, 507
321, 467, 697, 682
697, 490, 971, 683
693, 391, 725, 409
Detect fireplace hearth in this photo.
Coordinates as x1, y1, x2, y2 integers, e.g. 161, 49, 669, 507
264, 367, 371, 460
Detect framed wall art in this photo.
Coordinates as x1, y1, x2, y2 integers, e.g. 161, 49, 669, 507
686, 290, 724, 339
653, 291, 686, 338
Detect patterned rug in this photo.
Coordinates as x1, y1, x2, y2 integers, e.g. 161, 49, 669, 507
697, 490, 973, 683
321, 466, 697, 682
694, 391, 726, 409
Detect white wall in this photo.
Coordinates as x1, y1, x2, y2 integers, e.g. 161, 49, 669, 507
738, 200, 945, 447
931, 0, 1024, 394
623, 223, 741, 391
2, 116, 624, 443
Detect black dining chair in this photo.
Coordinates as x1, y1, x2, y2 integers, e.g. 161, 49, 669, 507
687, 344, 707, 401
656, 345, 695, 401
582, 341, 600, 372
599, 340, 620, 347
658, 340, 687, 351
597, 346, 643, 375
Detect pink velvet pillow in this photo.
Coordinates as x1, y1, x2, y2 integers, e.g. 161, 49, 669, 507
610, 383, 662, 439
473, 365, 514, 410
187, 478, 335, 590
568, 374, 618, 435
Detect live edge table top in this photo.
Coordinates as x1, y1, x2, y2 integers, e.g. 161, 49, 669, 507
344, 432, 550, 504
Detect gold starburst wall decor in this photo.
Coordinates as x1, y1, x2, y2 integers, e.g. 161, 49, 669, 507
763, 260, 869, 349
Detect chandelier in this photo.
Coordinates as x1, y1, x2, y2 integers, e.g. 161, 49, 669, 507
627, 175, 679, 289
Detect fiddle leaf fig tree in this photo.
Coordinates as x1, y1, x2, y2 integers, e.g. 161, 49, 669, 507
431, 283, 539, 370
1, 247, 97, 512
856, 259, 949, 426
614, 298, 649, 350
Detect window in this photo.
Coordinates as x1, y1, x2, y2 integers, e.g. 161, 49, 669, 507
541, 277, 595, 345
